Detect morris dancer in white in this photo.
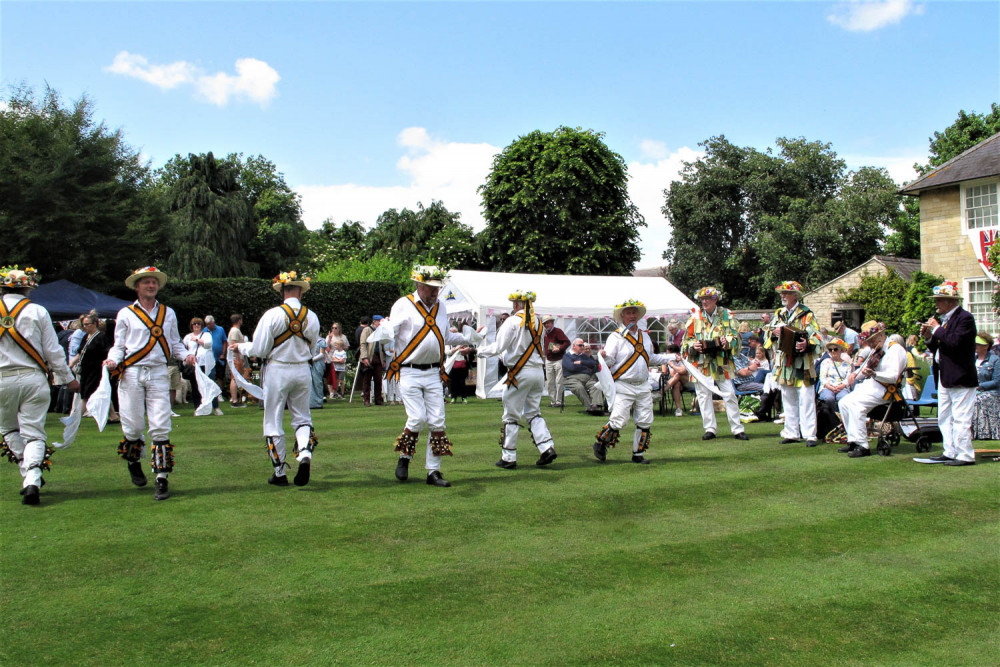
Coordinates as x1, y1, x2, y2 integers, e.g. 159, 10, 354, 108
232, 271, 320, 487
837, 321, 908, 458
386, 266, 481, 487
477, 289, 557, 469
593, 299, 672, 464
1, 266, 79, 505
105, 266, 195, 501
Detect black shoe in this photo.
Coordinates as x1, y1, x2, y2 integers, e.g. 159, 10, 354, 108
837, 443, 855, 453
631, 455, 650, 465
127, 461, 148, 487
395, 457, 409, 482
495, 459, 517, 470
780, 438, 800, 444
21, 485, 40, 505
702, 432, 717, 441
293, 459, 311, 486
928, 454, 954, 462
153, 477, 170, 500
805, 439, 818, 447
848, 447, 871, 458
268, 473, 289, 486
734, 433, 749, 441
426, 470, 451, 487
536, 448, 558, 466
944, 459, 975, 466
592, 442, 607, 462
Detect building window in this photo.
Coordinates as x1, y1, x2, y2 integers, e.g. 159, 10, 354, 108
964, 180, 999, 230
966, 278, 999, 333
576, 317, 618, 348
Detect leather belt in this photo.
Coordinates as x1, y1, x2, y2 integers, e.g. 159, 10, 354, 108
0, 367, 41, 378
401, 362, 440, 370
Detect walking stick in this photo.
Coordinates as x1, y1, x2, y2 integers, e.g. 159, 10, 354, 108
348, 361, 360, 403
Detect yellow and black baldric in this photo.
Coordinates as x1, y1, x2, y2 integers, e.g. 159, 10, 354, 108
0, 298, 48, 374
504, 312, 543, 388
273, 303, 309, 348
116, 303, 170, 375
386, 295, 447, 383
611, 327, 649, 381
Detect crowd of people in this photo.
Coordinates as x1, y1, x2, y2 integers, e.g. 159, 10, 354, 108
2, 261, 997, 506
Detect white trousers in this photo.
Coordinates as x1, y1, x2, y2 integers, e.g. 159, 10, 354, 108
838, 380, 891, 449
939, 385, 976, 463
262, 361, 312, 473
779, 382, 817, 441
545, 359, 564, 404
608, 380, 654, 454
500, 367, 553, 462
399, 367, 447, 471
695, 378, 744, 435
0, 369, 50, 488
119, 364, 172, 444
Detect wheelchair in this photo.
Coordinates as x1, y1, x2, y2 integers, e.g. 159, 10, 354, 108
863, 387, 933, 456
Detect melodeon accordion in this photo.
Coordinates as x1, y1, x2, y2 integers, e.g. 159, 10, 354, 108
777, 326, 807, 358
701, 337, 723, 356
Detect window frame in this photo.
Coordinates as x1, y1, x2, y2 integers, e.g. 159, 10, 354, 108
964, 277, 999, 334
961, 177, 999, 232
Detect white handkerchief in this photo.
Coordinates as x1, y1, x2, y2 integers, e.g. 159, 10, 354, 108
86, 367, 113, 432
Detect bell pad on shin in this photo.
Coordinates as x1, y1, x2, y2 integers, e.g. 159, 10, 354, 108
595, 425, 620, 448
636, 428, 651, 453
429, 431, 453, 457
394, 429, 419, 456
150, 440, 174, 474
117, 438, 143, 463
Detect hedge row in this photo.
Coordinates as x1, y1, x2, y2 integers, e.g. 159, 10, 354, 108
105, 278, 403, 342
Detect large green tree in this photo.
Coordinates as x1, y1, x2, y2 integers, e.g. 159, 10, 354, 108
366, 201, 466, 265
233, 154, 307, 277
479, 126, 645, 275
0, 85, 167, 286
301, 219, 369, 273
915, 103, 1000, 175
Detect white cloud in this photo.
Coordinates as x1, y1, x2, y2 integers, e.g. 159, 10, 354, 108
827, 1, 923, 32
639, 139, 669, 160
106, 51, 279, 107
627, 146, 703, 267
842, 152, 922, 186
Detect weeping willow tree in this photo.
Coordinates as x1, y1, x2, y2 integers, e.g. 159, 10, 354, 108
160, 152, 253, 279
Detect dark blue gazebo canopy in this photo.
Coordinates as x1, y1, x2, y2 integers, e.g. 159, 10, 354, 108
31, 279, 132, 320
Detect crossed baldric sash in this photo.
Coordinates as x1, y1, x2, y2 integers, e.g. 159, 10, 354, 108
503, 311, 543, 388
273, 303, 309, 348
386, 295, 448, 383
111, 303, 170, 377
611, 327, 649, 381
0, 298, 48, 374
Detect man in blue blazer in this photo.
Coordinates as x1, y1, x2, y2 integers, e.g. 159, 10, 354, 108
917, 281, 978, 466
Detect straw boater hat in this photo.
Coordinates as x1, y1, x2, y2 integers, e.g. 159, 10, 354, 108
775, 280, 803, 294
272, 270, 311, 293
613, 299, 646, 324
929, 280, 962, 302
125, 266, 167, 289
858, 320, 886, 344
694, 286, 721, 300
826, 336, 847, 350
0, 265, 40, 289
411, 265, 449, 288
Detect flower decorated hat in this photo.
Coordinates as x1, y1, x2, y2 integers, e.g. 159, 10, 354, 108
125, 265, 168, 289
613, 298, 647, 324
411, 265, 449, 287
694, 286, 721, 300
0, 265, 40, 289
508, 289, 536, 303
858, 321, 886, 343
826, 337, 848, 350
272, 270, 311, 293
775, 280, 803, 294
929, 280, 962, 301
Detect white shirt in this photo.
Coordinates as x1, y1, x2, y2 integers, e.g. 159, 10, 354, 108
869, 340, 909, 386
388, 292, 469, 365
238, 297, 320, 363
108, 300, 188, 367
602, 325, 672, 383
184, 330, 214, 371
477, 310, 543, 369
0, 294, 74, 383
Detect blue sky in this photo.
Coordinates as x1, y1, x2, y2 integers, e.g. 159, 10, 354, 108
3, 1, 998, 265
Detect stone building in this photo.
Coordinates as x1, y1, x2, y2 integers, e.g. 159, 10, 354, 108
802, 256, 921, 330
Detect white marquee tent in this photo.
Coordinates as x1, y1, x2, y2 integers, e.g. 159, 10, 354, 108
438, 270, 698, 398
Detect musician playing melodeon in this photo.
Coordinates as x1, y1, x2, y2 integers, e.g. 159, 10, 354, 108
593, 299, 673, 464
232, 270, 320, 487
681, 286, 749, 442
105, 266, 196, 501
476, 289, 557, 470
386, 266, 481, 488
762, 281, 824, 447
836, 321, 908, 458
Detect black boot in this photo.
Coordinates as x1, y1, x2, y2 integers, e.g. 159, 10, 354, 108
495, 459, 517, 469
426, 470, 451, 487
127, 461, 147, 487
293, 458, 311, 486
536, 448, 558, 466
269, 472, 289, 486
592, 442, 607, 462
21, 485, 40, 505
631, 455, 650, 465
153, 477, 170, 501
395, 457, 410, 482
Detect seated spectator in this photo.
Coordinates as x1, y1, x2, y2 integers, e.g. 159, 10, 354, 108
973, 332, 1000, 440
902, 334, 923, 401
732, 351, 764, 393
661, 344, 692, 417
752, 345, 769, 372
738, 321, 752, 356
667, 318, 683, 347
819, 338, 852, 403
562, 339, 605, 415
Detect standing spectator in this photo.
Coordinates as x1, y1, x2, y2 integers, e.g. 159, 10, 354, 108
72, 312, 119, 421
227, 314, 247, 408
562, 339, 604, 415
204, 315, 227, 394
55, 322, 75, 413
834, 320, 859, 355
753, 313, 772, 340
309, 335, 328, 409
542, 315, 570, 407
359, 315, 386, 406
329, 341, 348, 399
355, 316, 370, 358
972, 331, 999, 440
384, 340, 403, 405
183, 318, 220, 415
738, 321, 752, 356
446, 331, 473, 404
324, 322, 350, 399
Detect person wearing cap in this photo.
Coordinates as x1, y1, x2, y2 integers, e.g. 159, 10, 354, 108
973, 331, 1000, 440
593, 299, 672, 464
833, 321, 859, 355
477, 290, 558, 469
359, 315, 386, 407
0, 266, 80, 505
763, 281, 824, 447
541, 315, 571, 407
562, 339, 605, 415
916, 281, 978, 465
231, 270, 320, 486
104, 266, 196, 500
386, 266, 482, 487
836, 322, 908, 457
681, 286, 748, 441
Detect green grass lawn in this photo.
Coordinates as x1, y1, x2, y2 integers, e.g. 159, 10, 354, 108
2, 398, 998, 666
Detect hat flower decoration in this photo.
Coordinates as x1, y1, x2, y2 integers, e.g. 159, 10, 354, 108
694, 286, 721, 300
858, 321, 886, 343
508, 290, 537, 302
930, 280, 961, 299
272, 270, 312, 293
411, 265, 450, 285
775, 280, 803, 293
0, 265, 40, 288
